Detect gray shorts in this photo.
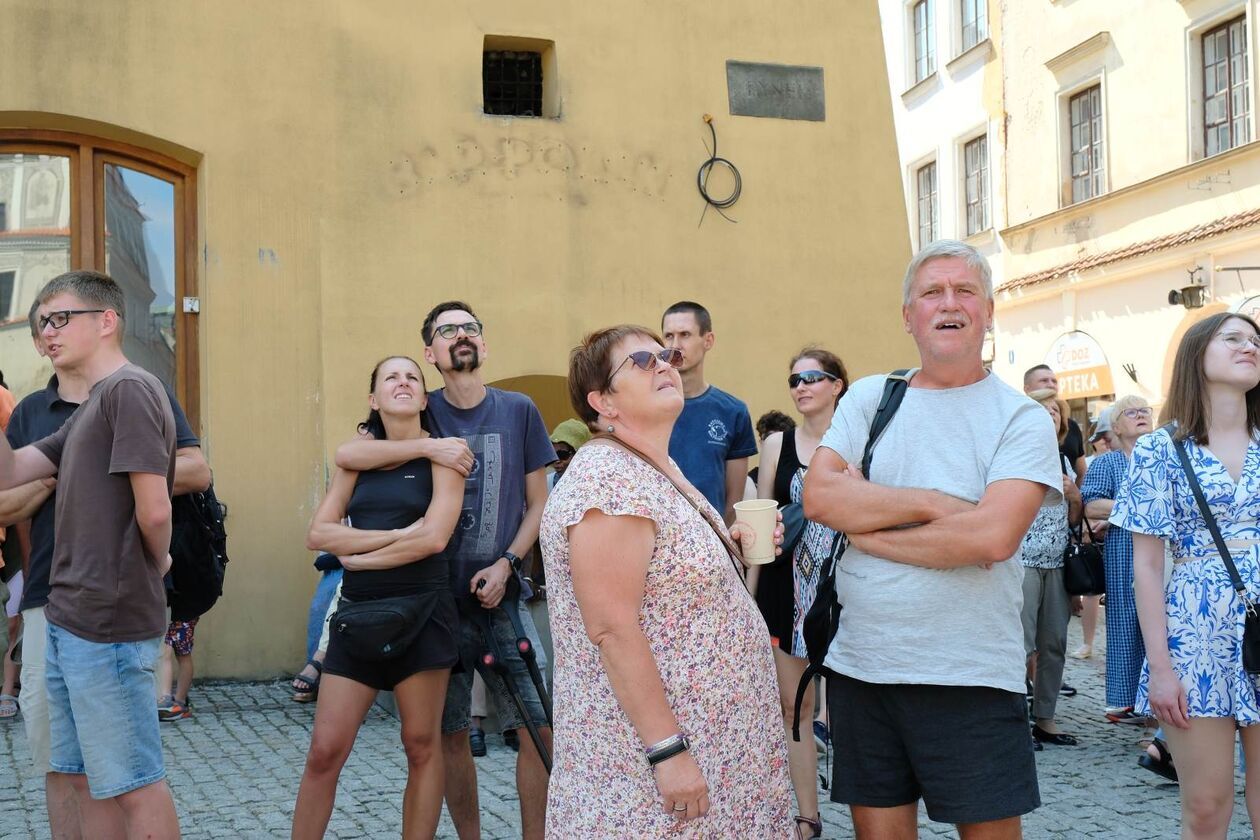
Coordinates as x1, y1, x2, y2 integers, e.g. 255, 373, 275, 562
441, 600, 549, 735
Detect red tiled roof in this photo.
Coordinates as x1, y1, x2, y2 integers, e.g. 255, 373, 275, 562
997, 207, 1260, 293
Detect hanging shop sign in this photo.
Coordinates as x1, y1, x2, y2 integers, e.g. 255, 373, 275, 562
1045, 331, 1115, 399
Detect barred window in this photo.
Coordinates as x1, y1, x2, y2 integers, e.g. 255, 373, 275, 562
483, 51, 543, 117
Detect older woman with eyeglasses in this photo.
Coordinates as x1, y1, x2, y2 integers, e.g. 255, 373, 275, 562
539, 325, 793, 838
1081, 394, 1155, 724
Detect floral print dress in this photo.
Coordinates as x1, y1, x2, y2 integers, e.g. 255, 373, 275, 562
1111, 427, 1260, 722
539, 443, 793, 839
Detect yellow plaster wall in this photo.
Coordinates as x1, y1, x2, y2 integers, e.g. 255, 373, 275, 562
2, 0, 912, 676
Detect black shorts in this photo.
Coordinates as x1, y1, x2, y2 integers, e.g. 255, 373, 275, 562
323, 594, 459, 691
828, 674, 1040, 825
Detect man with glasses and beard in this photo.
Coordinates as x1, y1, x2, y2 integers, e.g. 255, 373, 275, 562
335, 301, 555, 840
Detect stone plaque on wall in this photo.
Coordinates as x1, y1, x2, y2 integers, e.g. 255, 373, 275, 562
726, 61, 825, 122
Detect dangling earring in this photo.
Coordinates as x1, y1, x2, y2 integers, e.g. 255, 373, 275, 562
605, 424, 615, 433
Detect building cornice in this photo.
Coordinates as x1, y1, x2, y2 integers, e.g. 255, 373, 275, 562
946, 38, 994, 74
1000, 138, 1260, 238
1045, 32, 1111, 74
901, 72, 939, 106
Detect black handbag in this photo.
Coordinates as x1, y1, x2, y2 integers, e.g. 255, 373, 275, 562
330, 592, 437, 662
1170, 433, 1260, 675
1063, 515, 1106, 595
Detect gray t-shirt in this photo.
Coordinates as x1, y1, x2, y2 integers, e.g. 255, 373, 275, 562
818, 371, 1061, 693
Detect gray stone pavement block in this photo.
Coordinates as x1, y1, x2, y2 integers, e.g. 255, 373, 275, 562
0, 617, 1257, 838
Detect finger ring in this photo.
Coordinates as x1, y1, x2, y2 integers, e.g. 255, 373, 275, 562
673, 805, 687, 811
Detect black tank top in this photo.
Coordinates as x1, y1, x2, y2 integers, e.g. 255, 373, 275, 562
341, 457, 448, 600
772, 430, 806, 506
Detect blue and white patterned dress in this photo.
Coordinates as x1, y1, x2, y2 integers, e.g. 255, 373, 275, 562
1110, 427, 1260, 722
1082, 450, 1144, 708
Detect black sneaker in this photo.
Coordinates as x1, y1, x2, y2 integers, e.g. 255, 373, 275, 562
469, 727, 486, 757
503, 729, 520, 752
1059, 683, 1077, 697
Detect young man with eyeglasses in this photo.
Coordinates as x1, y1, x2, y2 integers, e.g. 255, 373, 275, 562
335, 300, 555, 840
0, 271, 183, 839
661, 301, 757, 523
0, 293, 209, 838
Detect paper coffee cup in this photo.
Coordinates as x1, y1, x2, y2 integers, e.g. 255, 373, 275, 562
733, 499, 778, 565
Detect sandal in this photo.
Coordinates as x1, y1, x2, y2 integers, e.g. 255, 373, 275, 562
292, 659, 322, 703
794, 815, 822, 839
1137, 737, 1178, 783
0, 694, 18, 719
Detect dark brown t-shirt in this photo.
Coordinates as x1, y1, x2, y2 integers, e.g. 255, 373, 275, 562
34, 364, 176, 643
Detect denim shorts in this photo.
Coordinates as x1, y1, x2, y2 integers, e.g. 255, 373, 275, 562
46, 622, 165, 799
442, 600, 549, 735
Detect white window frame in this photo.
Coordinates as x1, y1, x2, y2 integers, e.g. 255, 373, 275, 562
1056, 71, 1109, 207
959, 0, 988, 55
912, 156, 940, 250
1185, 4, 1255, 161
908, 0, 937, 85
958, 130, 990, 237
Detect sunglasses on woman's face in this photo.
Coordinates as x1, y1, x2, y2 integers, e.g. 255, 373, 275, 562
606, 347, 684, 387
788, 370, 837, 389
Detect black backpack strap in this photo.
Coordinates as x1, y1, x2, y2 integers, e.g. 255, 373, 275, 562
1164, 423, 1248, 598
790, 369, 913, 741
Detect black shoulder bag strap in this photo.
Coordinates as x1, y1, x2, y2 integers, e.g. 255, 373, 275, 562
1164, 423, 1249, 601
791, 368, 913, 740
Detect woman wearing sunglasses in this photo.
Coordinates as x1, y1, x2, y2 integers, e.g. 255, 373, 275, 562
1112, 313, 1260, 837
747, 346, 846, 839
292, 356, 465, 840
539, 325, 792, 837
1081, 394, 1155, 726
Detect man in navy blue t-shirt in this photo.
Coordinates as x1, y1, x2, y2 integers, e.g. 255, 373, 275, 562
662, 301, 757, 522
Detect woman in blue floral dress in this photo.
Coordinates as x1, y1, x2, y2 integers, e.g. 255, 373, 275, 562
1081, 394, 1155, 722
1112, 311, 1260, 838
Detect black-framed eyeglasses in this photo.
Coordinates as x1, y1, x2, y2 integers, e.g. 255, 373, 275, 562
38, 309, 106, 331
606, 347, 684, 388
434, 321, 483, 340
788, 370, 838, 389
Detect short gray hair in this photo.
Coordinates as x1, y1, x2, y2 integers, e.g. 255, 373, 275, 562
902, 239, 993, 305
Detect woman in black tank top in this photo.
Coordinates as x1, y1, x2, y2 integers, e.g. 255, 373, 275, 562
747, 346, 847, 840
294, 356, 465, 840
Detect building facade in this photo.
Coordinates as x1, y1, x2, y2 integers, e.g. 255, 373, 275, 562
880, 1, 1260, 427
995, 0, 1260, 425
877, 0, 1006, 286
2, 2, 914, 676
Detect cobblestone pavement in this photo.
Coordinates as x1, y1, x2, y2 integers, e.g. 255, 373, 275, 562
0, 618, 1254, 838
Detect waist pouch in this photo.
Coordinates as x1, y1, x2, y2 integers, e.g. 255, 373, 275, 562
331, 592, 441, 662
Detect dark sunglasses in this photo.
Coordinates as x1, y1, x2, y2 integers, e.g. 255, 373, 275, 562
607, 347, 684, 387
788, 370, 837, 388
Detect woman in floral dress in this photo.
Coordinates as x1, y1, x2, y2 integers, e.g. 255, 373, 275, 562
1113, 312, 1260, 838
540, 324, 793, 839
